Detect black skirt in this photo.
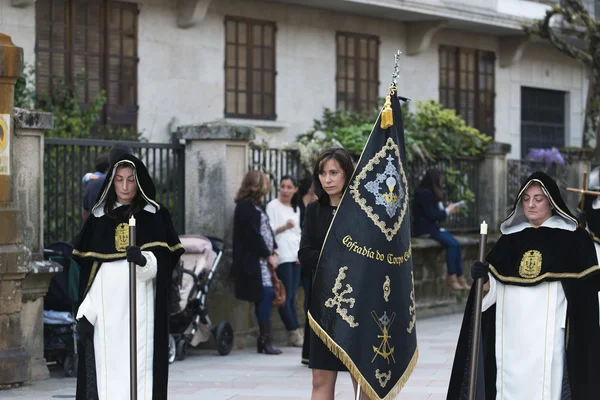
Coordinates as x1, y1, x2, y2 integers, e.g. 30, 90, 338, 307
308, 328, 347, 371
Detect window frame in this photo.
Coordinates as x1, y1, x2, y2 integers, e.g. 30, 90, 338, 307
335, 31, 380, 113
35, 0, 139, 130
438, 45, 496, 137
224, 16, 277, 120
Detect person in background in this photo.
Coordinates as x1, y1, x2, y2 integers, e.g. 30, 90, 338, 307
298, 175, 318, 365
81, 153, 109, 187
266, 175, 303, 347
232, 170, 282, 355
412, 169, 467, 290
81, 144, 134, 222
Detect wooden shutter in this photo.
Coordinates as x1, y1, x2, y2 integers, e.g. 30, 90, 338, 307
36, 0, 70, 98
105, 1, 139, 129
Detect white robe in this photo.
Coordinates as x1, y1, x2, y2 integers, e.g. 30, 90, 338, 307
482, 277, 567, 400
76, 251, 158, 400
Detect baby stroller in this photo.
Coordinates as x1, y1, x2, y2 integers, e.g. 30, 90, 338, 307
169, 235, 234, 362
43, 241, 80, 377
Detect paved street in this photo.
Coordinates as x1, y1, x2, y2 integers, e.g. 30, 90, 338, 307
2, 313, 461, 400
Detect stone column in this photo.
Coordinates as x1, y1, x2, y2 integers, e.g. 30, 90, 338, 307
559, 147, 595, 212
178, 122, 257, 347
0, 33, 32, 388
477, 142, 511, 233
13, 108, 58, 381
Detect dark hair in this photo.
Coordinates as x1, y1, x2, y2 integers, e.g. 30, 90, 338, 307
108, 144, 134, 165
280, 175, 299, 212
312, 148, 355, 204
298, 176, 312, 198
95, 153, 110, 173
104, 165, 146, 219
418, 169, 445, 202
235, 170, 271, 205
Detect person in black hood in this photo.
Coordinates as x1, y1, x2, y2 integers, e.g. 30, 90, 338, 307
447, 171, 600, 400
72, 154, 184, 400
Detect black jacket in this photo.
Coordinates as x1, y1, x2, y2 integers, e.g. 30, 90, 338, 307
412, 187, 447, 236
231, 199, 276, 302
298, 200, 336, 275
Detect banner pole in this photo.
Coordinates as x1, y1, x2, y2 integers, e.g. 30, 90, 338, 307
129, 216, 138, 400
467, 220, 488, 400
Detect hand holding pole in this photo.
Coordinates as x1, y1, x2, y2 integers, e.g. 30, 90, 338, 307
468, 221, 488, 400
129, 216, 138, 400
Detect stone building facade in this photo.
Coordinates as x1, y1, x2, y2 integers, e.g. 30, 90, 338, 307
0, 0, 591, 158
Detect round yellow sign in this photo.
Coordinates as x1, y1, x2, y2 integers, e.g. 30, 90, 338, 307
0, 118, 7, 153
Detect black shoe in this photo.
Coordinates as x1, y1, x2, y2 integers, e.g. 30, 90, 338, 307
257, 321, 282, 355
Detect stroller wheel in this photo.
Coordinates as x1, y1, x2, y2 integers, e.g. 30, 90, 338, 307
168, 335, 176, 364
63, 353, 78, 377
176, 338, 188, 361
214, 321, 234, 356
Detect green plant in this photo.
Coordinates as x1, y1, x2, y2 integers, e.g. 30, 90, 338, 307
296, 100, 492, 207
13, 63, 143, 141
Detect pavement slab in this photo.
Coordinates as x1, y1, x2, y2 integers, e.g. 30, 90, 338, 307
1, 313, 462, 399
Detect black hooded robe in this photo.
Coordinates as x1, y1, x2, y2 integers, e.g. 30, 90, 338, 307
447, 171, 600, 400
72, 155, 184, 400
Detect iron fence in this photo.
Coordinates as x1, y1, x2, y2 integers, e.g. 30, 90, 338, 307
407, 157, 483, 233
44, 138, 185, 245
249, 146, 302, 203
248, 145, 483, 233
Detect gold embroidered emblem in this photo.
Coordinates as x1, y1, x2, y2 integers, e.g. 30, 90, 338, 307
519, 250, 542, 278
325, 266, 359, 328
375, 369, 392, 388
349, 137, 409, 242
383, 275, 390, 302
407, 271, 416, 333
371, 311, 396, 363
115, 223, 129, 252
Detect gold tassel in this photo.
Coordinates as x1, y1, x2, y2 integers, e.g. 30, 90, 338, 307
380, 93, 393, 129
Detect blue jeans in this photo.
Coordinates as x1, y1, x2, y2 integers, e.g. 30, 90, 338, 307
276, 262, 301, 331
430, 230, 463, 276
255, 286, 275, 323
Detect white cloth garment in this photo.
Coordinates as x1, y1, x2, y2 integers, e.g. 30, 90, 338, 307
266, 198, 301, 264
76, 251, 158, 400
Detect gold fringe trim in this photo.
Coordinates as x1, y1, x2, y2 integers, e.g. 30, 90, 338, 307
308, 312, 419, 400
489, 263, 600, 283
73, 242, 184, 259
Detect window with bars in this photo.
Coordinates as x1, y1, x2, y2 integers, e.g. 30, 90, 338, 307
336, 32, 379, 113
35, 0, 139, 130
439, 45, 495, 137
225, 17, 276, 120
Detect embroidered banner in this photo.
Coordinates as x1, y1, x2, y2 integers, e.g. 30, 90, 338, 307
309, 84, 418, 400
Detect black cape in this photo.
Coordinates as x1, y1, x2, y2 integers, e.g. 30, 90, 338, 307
309, 85, 417, 400
447, 171, 600, 400
72, 154, 184, 400
582, 193, 600, 245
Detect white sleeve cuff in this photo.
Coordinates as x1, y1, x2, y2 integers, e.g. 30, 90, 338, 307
76, 293, 97, 325
481, 275, 497, 312
136, 251, 158, 282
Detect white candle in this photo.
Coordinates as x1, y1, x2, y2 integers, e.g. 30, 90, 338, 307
480, 220, 488, 235
129, 216, 136, 227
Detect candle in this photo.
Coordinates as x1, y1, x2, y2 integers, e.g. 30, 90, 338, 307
129, 216, 136, 227
480, 221, 488, 235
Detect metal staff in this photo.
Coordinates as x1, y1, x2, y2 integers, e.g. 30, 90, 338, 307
129, 216, 138, 400
468, 221, 488, 400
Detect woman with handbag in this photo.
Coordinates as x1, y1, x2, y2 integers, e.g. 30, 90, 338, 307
232, 170, 282, 355
266, 175, 304, 348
